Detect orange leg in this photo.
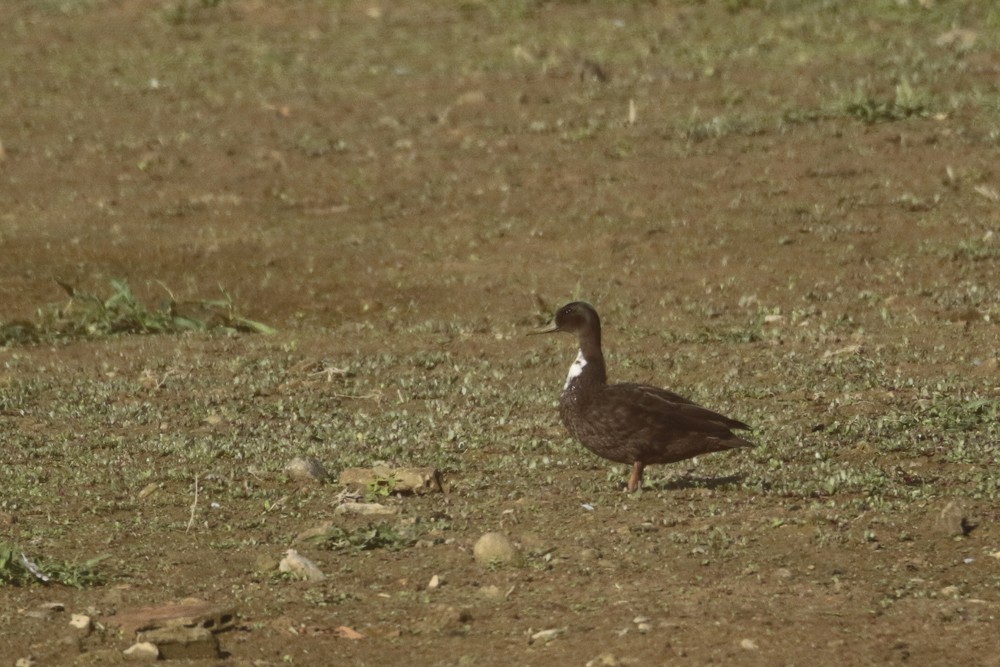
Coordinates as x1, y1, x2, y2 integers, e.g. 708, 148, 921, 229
627, 462, 645, 492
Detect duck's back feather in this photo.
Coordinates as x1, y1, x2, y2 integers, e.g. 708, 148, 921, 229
560, 381, 752, 465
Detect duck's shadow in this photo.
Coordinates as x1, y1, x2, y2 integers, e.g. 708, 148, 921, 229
647, 473, 746, 491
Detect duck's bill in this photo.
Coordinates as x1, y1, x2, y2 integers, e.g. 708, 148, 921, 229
527, 323, 560, 336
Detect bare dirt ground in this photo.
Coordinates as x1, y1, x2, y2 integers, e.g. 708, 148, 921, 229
2, 1, 999, 665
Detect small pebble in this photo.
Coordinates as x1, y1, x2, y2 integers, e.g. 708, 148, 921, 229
740, 638, 759, 650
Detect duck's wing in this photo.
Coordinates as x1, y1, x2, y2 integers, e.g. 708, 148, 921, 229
606, 382, 752, 436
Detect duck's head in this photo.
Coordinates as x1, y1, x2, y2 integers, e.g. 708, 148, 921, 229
532, 301, 601, 338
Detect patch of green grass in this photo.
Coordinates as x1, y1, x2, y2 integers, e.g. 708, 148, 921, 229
161, 0, 228, 26
301, 523, 414, 552
0, 279, 274, 346
366, 474, 399, 500
0, 542, 107, 588
842, 77, 936, 123
679, 112, 773, 142
930, 238, 1000, 263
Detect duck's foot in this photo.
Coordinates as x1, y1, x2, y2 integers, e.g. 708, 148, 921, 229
626, 462, 645, 492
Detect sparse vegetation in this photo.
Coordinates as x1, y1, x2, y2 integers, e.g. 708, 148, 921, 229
2, 0, 999, 664
0, 543, 106, 588
0, 280, 274, 346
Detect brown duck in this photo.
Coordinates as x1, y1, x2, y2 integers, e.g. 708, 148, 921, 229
535, 301, 752, 492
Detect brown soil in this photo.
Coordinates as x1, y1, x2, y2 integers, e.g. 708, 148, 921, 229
2, 2, 999, 666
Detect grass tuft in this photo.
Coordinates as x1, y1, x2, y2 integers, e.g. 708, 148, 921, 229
843, 78, 935, 123
0, 280, 275, 346
301, 523, 415, 552
0, 542, 107, 588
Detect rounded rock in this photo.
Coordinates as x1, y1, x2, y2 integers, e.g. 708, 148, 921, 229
284, 457, 328, 483
473, 532, 521, 567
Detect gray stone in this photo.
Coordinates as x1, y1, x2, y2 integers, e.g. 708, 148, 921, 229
284, 456, 328, 483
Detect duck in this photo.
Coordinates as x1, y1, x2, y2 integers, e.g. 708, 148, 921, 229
534, 301, 752, 492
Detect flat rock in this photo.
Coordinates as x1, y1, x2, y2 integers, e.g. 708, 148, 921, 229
339, 466, 442, 495
334, 502, 398, 517
105, 599, 236, 637
137, 626, 220, 660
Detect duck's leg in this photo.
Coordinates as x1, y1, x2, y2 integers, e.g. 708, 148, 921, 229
627, 462, 645, 492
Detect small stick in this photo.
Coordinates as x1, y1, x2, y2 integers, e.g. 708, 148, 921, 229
185, 473, 200, 533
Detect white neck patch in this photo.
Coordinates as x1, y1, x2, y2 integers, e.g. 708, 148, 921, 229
563, 349, 587, 390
